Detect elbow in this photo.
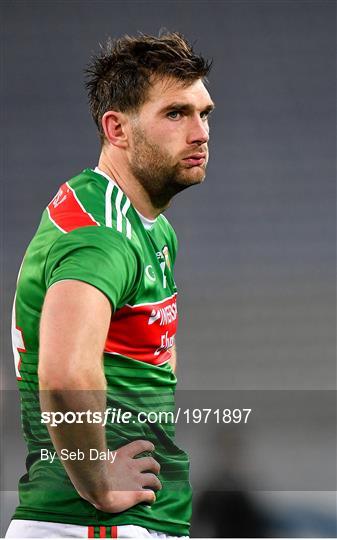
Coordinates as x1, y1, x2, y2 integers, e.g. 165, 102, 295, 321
38, 369, 78, 391
38, 364, 106, 391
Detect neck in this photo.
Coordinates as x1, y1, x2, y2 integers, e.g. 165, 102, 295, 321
98, 148, 170, 220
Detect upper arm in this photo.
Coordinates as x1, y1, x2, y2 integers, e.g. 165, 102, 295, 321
39, 226, 141, 389
38, 280, 111, 390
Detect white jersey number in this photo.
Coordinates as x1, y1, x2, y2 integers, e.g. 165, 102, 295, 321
11, 294, 26, 380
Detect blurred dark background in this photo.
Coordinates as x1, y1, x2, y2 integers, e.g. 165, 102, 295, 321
1, 0, 336, 537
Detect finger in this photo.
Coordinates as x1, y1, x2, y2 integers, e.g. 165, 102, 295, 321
141, 473, 162, 491
134, 489, 157, 506
136, 457, 160, 474
121, 440, 155, 458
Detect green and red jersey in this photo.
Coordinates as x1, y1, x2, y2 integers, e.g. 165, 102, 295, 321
11, 168, 191, 536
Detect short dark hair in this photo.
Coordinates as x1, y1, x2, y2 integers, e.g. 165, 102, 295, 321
85, 32, 212, 142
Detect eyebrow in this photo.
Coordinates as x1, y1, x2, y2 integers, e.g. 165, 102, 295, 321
160, 102, 216, 115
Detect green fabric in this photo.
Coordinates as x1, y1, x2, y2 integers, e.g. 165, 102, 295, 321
45, 226, 141, 311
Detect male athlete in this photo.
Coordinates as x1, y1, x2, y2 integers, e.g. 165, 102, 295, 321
7, 33, 214, 538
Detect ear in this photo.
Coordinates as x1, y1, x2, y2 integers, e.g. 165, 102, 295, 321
101, 111, 128, 148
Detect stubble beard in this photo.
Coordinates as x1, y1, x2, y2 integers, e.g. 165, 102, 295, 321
129, 125, 207, 210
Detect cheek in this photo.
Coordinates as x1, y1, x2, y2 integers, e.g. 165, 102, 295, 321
150, 119, 184, 141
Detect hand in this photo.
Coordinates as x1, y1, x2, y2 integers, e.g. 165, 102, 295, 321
79, 440, 162, 513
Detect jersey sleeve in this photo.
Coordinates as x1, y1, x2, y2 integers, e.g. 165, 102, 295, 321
44, 226, 141, 312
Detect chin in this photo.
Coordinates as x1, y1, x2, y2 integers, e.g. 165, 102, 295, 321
180, 168, 206, 186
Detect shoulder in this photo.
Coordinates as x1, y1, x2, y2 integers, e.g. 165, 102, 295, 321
46, 169, 108, 232
45, 169, 140, 244
44, 169, 142, 267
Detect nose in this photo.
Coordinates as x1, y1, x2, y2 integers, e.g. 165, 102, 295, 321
186, 115, 209, 146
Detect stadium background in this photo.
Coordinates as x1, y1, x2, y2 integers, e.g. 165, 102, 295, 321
1, 0, 335, 537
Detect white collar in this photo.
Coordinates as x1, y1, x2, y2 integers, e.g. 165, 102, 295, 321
94, 166, 157, 230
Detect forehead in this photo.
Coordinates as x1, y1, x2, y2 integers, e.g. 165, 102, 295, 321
144, 76, 213, 111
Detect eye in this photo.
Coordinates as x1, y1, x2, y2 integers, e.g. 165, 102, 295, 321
167, 111, 182, 120
200, 110, 211, 120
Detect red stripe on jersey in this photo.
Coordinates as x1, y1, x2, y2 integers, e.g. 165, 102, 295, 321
47, 182, 99, 233
88, 526, 94, 538
99, 526, 106, 538
111, 526, 118, 538
104, 293, 178, 365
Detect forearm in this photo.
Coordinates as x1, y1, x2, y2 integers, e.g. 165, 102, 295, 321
39, 369, 110, 501
37, 281, 160, 514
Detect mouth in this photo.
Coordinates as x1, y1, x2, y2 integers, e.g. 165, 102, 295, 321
182, 153, 207, 167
